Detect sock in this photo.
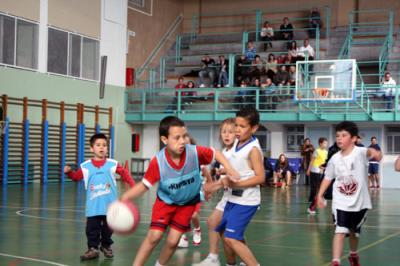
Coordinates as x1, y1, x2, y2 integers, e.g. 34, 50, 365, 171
208, 253, 218, 260
194, 226, 201, 231
155, 260, 164, 266
349, 251, 358, 256
226, 264, 236, 266
332, 258, 340, 264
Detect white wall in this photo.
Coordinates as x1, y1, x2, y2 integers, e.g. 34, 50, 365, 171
101, 0, 128, 87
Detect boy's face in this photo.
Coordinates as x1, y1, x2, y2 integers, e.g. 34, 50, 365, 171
161, 126, 187, 156
320, 140, 328, 149
235, 117, 258, 143
335, 130, 356, 150
221, 123, 236, 147
90, 138, 108, 159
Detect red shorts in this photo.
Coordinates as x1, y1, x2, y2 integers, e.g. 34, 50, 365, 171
194, 202, 201, 214
150, 197, 197, 233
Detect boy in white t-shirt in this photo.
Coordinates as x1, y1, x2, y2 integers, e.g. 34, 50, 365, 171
316, 121, 382, 266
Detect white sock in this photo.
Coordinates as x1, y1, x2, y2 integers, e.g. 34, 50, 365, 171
332, 258, 340, 264
226, 264, 236, 266
208, 253, 218, 260
155, 260, 164, 266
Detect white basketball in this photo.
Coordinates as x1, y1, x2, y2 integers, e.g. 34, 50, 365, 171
106, 200, 140, 234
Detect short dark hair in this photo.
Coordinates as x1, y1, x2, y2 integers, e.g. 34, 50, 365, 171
318, 137, 327, 144
90, 133, 108, 146
335, 121, 358, 137
159, 116, 185, 138
371, 136, 377, 141
236, 106, 259, 126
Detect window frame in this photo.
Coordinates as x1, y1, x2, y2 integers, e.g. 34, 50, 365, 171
386, 127, 400, 154
285, 125, 304, 152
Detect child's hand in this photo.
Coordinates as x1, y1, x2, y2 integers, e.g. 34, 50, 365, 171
306, 170, 311, 177
221, 177, 229, 188
64, 165, 71, 173
226, 169, 240, 181
316, 196, 327, 209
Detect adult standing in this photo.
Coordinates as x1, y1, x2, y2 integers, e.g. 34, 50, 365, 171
301, 138, 315, 185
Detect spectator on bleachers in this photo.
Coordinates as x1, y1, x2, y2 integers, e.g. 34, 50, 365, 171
235, 54, 251, 86
381, 71, 396, 111
186, 80, 198, 99
260, 78, 277, 111
198, 54, 216, 88
274, 65, 290, 86
309, 7, 322, 38
288, 66, 296, 86
277, 54, 286, 65
216, 55, 229, 87
175, 76, 187, 92
234, 80, 250, 109
244, 41, 257, 61
288, 41, 298, 63
280, 17, 294, 49
260, 21, 274, 51
301, 138, 315, 185
297, 39, 315, 61
249, 55, 264, 82
265, 53, 278, 81
172, 77, 191, 111
273, 153, 292, 187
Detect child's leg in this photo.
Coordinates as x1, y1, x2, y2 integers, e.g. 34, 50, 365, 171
158, 228, 184, 264
286, 171, 292, 186
332, 233, 346, 262
273, 172, 278, 184
192, 211, 200, 229
224, 237, 258, 266
86, 216, 101, 249
221, 234, 237, 265
349, 232, 359, 252
208, 209, 223, 255
133, 229, 164, 266
101, 216, 113, 248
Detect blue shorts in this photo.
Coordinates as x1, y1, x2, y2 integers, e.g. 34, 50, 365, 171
215, 202, 258, 240
368, 163, 379, 175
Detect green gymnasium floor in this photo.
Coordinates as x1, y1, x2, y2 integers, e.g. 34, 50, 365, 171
0, 182, 400, 266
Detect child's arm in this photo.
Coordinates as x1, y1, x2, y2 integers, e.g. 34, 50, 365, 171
214, 150, 240, 180
229, 147, 265, 187
63, 165, 83, 181
116, 163, 135, 187
316, 178, 332, 209
367, 147, 382, 162
395, 156, 400, 171
120, 182, 148, 201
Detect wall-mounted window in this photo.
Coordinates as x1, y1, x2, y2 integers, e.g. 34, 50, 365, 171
254, 125, 269, 154
0, 13, 38, 70
48, 27, 99, 81
128, 0, 145, 8
286, 125, 304, 152
386, 127, 400, 154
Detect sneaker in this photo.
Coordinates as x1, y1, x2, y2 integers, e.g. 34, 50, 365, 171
239, 262, 247, 266
224, 84, 230, 87
100, 246, 114, 258
80, 247, 99, 260
178, 234, 189, 248
199, 84, 206, 88
331, 261, 340, 266
192, 256, 220, 266
348, 253, 361, 266
193, 228, 202, 246
307, 208, 316, 215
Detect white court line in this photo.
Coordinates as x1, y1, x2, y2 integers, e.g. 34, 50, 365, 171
0, 252, 69, 266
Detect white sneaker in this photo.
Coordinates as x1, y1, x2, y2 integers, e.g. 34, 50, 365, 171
178, 234, 189, 248
239, 262, 247, 266
199, 84, 206, 88
193, 228, 202, 246
192, 256, 220, 266
224, 84, 230, 87
307, 208, 316, 215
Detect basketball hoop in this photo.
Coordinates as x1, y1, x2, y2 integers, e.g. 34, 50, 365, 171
313, 88, 330, 99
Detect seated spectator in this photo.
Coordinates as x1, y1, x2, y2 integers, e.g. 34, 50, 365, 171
249, 55, 264, 82
186, 80, 198, 98
260, 21, 274, 51
260, 78, 277, 111
288, 66, 296, 86
274, 65, 289, 86
235, 54, 251, 86
172, 76, 188, 111
309, 7, 322, 38
198, 54, 216, 88
265, 53, 278, 81
280, 17, 294, 49
217, 55, 229, 87
288, 41, 298, 63
381, 71, 397, 111
297, 39, 315, 61
277, 54, 286, 65
244, 41, 257, 62
273, 153, 292, 187
234, 80, 250, 110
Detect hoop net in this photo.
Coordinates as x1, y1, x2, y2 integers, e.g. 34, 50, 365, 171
313, 88, 331, 99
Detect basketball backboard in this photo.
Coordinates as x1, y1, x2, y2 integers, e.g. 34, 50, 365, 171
295, 59, 357, 102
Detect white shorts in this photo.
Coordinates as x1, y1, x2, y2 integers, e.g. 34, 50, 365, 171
215, 195, 229, 212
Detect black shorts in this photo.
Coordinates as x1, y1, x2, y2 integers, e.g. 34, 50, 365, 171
332, 208, 368, 236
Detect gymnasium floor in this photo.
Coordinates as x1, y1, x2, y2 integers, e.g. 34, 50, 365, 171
0, 182, 400, 266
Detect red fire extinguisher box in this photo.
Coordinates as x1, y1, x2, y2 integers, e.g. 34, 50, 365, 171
126, 68, 135, 86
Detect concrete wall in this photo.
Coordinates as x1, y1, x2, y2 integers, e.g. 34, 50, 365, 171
127, 0, 183, 71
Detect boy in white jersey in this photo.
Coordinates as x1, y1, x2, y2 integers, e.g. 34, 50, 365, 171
316, 121, 382, 266
215, 106, 265, 266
